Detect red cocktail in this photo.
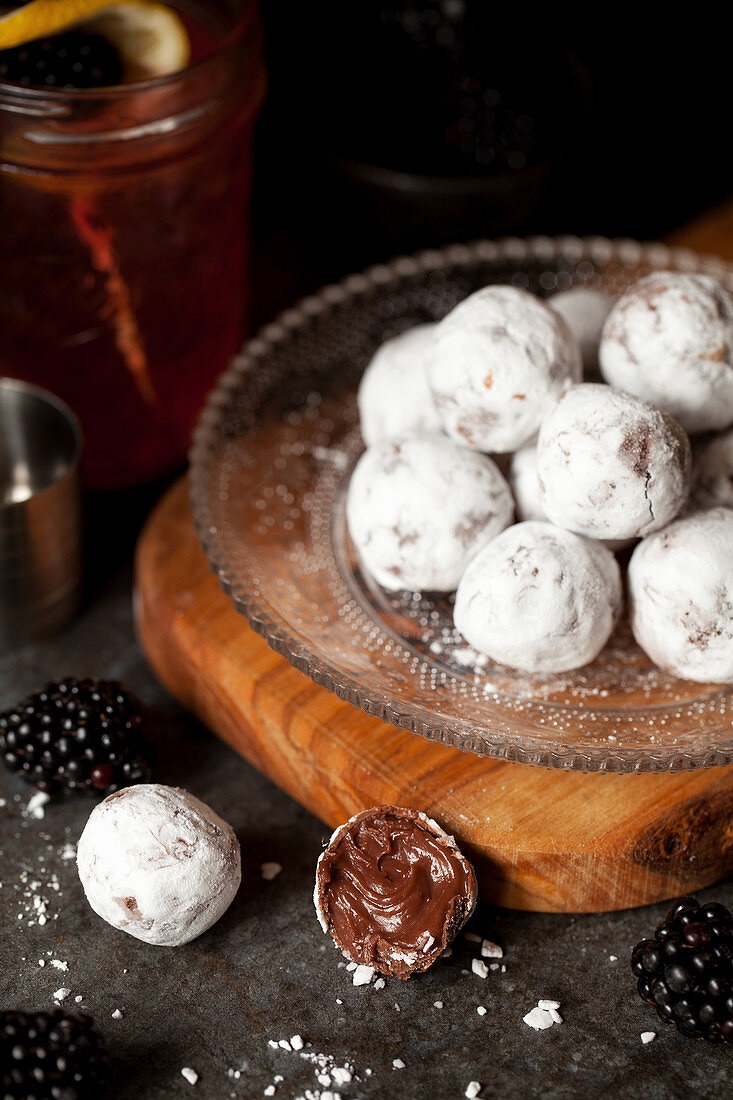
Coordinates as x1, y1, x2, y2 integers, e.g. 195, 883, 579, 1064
0, 0, 263, 487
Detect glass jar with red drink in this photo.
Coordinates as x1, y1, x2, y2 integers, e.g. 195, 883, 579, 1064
0, 0, 263, 488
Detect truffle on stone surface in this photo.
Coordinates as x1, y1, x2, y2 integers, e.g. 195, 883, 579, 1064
77, 784, 241, 946
314, 805, 477, 979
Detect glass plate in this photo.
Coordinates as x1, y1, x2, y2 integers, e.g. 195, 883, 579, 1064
190, 236, 733, 773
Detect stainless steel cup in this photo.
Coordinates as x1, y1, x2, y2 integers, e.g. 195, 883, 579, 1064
0, 379, 83, 652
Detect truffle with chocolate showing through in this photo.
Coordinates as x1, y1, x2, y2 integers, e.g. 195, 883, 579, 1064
314, 805, 477, 979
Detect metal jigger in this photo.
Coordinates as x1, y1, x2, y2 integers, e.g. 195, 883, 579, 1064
0, 379, 83, 653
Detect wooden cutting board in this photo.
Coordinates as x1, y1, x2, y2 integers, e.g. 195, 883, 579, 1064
134, 480, 733, 913
136, 216, 733, 914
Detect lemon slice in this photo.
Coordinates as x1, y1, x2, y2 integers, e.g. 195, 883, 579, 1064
0, 0, 190, 79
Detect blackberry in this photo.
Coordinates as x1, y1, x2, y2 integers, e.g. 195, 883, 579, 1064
631, 895, 733, 1042
0, 1009, 106, 1099
0, 677, 153, 795
0, 30, 123, 90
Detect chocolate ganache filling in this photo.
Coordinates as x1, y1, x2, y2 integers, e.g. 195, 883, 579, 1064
315, 805, 477, 978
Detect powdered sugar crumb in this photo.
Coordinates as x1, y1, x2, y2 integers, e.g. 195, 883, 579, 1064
181, 1067, 198, 1085
25, 792, 50, 820
260, 862, 282, 882
352, 964, 374, 986
466, 1082, 482, 1099
471, 958, 489, 979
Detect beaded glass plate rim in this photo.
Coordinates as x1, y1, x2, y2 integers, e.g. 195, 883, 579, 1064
189, 234, 733, 774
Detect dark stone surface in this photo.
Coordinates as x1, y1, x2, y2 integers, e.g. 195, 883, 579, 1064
1, 497, 732, 1099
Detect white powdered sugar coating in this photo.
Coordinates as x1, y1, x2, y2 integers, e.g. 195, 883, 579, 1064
509, 440, 545, 523
454, 521, 623, 674
550, 287, 614, 380
346, 434, 513, 592
691, 429, 733, 511
537, 384, 691, 540
510, 435, 634, 552
628, 507, 733, 683
600, 271, 733, 433
357, 323, 442, 446
77, 784, 241, 947
427, 285, 582, 453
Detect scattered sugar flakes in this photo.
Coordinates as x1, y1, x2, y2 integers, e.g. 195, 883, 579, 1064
433, 1001, 443, 1009
181, 1067, 198, 1086
52, 988, 71, 1003
392, 1059, 405, 1070
260, 862, 282, 882
481, 939, 503, 959
477, 1006, 487, 1016
111, 1009, 123, 1020
609, 955, 618, 962
466, 1082, 482, 1099
25, 792, 50, 820
60, 843, 76, 861
74, 996, 83, 1004
523, 1007, 554, 1031
290, 1035, 304, 1051
471, 959, 489, 979
50, 959, 68, 971
352, 964, 374, 987
373, 977, 385, 990
524, 1000, 563, 1030
264, 1088, 275, 1097
641, 1032, 656, 1045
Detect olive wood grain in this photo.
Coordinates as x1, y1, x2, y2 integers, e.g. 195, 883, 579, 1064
135, 480, 733, 913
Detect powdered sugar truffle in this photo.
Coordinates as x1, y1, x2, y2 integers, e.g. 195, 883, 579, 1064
346, 434, 513, 592
600, 272, 733, 434
77, 784, 241, 947
454, 521, 623, 674
628, 507, 733, 683
427, 285, 582, 453
509, 441, 546, 523
537, 384, 691, 540
691, 429, 733, 511
550, 287, 614, 380
357, 323, 442, 446
509, 439, 634, 552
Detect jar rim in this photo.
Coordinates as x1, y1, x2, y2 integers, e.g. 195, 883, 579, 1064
0, 0, 259, 103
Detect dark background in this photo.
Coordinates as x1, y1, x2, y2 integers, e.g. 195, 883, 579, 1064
251, 2, 732, 321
